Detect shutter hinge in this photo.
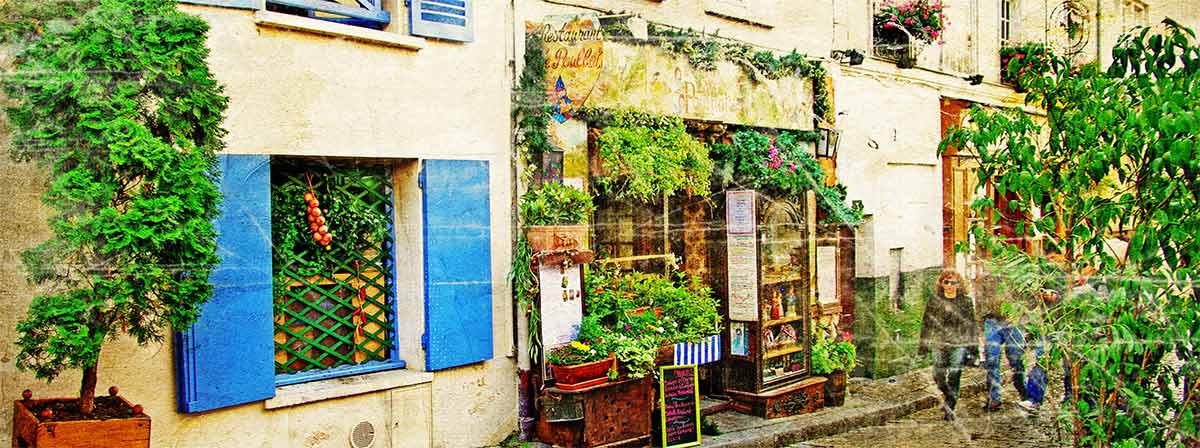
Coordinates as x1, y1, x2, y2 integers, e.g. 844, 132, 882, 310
421, 332, 429, 350
404, 0, 411, 6
418, 163, 426, 190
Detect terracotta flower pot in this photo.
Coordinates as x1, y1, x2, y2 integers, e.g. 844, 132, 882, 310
13, 396, 150, 448
550, 356, 616, 390
525, 225, 588, 253
624, 306, 662, 319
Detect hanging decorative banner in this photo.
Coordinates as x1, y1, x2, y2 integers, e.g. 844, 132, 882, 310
528, 16, 605, 123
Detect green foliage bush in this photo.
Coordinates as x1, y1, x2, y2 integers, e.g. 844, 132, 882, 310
519, 182, 595, 226
4, 0, 227, 413
942, 21, 1200, 447
594, 110, 713, 203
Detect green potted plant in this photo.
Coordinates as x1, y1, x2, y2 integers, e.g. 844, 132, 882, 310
520, 182, 595, 252
811, 330, 857, 407
3, 0, 226, 446
548, 317, 617, 390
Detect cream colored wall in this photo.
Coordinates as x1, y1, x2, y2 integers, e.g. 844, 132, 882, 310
832, 74, 946, 277
0, 3, 517, 448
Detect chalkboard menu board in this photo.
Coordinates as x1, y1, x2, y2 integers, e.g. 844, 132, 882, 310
659, 365, 701, 448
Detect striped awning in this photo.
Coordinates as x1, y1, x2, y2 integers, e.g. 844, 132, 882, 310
673, 334, 722, 366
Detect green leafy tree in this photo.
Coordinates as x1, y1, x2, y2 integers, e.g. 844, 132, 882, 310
3, 0, 226, 415
942, 21, 1199, 447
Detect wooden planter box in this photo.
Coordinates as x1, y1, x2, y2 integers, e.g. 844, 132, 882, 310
536, 377, 653, 448
13, 397, 150, 448
526, 225, 587, 253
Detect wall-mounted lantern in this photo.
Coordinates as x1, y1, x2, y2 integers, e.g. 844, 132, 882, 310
816, 125, 841, 159
830, 49, 865, 66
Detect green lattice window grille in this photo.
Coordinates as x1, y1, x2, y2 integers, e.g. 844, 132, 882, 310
271, 160, 396, 376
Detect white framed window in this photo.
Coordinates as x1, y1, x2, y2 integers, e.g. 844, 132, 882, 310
1000, 0, 1015, 47
1121, 0, 1149, 32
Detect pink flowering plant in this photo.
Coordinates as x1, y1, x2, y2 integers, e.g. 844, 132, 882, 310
712, 130, 863, 224
876, 0, 948, 45
999, 42, 1055, 92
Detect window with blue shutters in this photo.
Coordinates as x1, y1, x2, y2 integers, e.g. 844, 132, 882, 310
409, 0, 473, 42
177, 156, 494, 412
270, 159, 404, 385
180, 0, 390, 29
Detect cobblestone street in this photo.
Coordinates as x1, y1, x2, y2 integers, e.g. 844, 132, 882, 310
800, 369, 1072, 448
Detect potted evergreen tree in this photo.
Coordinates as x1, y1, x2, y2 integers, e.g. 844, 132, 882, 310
3, 0, 227, 445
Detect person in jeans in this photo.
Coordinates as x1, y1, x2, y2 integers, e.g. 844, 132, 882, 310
919, 269, 980, 421
975, 273, 1030, 411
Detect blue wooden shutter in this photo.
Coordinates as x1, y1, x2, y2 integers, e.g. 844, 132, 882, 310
175, 154, 275, 413
177, 0, 260, 9
421, 159, 492, 371
408, 0, 473, 42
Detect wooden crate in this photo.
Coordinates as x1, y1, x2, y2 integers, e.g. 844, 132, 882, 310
12, 398, 150, 448
728, 376, 826, 419
536, 377, 653, 448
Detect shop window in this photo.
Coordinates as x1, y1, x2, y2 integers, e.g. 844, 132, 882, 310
593, 196, 670, 273
270, 160, 399, 381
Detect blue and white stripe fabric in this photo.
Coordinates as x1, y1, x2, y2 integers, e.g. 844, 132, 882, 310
673, 334, 722, 366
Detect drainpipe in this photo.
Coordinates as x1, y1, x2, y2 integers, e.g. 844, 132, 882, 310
509, 0, 536, 442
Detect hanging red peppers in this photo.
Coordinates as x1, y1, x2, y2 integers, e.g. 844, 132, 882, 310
305, 173, 333, 249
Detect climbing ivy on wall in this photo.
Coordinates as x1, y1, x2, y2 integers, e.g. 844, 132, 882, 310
647, 24, 834, 124
514, 34, 554, 165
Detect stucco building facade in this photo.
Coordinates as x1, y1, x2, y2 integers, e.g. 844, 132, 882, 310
1, 1, 518, 447
1, 0, 1198, 447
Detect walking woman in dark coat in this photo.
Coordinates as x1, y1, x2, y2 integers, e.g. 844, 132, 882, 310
918, 269, 980, 421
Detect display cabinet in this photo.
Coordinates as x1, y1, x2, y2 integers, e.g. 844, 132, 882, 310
722, 190, 825, 417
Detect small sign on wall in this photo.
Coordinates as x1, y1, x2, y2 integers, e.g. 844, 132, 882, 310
539, 262, 582, 348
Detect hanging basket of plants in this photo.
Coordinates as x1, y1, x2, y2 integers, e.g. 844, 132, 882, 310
520, 182, 595, 253
873, 0, 947, 68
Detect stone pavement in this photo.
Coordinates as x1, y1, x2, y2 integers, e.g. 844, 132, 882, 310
799, 373, 1071, 448
507, 365, 1075, 448
699, 367, 988, 448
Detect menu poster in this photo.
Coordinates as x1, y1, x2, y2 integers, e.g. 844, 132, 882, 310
659, 365, 701, 448
725, 190, 756, 235
726, 234, 758, 321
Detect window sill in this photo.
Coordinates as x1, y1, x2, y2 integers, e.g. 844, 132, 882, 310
253, 10, 425, 51
703, 2, 774, 29
265, 368, 432, 409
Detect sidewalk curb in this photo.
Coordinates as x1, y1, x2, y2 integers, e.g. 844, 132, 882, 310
703, 378, 987, 448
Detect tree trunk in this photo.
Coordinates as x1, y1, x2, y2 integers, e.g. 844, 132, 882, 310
80, 363, 98, 416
